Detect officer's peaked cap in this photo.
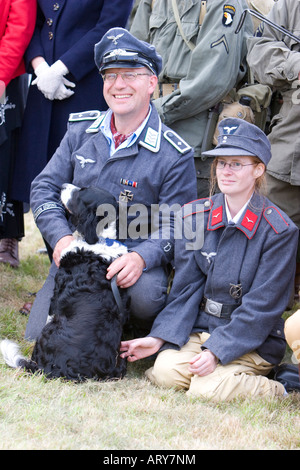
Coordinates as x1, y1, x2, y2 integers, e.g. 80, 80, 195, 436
202, 118, 272, 166
95, 27, 162, 76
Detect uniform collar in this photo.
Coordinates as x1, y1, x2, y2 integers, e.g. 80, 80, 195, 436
224, 194, 252, 224
100, 107, 152, 156
208, 192, 265, 239
138, 105, 162, 153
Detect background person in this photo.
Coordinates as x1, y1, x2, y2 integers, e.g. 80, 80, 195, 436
10, 0, 134, 243
130, 0, 254, 197
120, 118, 299, 401
0, 0, 37, 268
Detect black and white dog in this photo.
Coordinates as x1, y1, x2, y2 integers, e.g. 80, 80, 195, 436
1, 184, 130, 382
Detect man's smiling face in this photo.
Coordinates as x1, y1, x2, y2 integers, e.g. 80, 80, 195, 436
103, 67, 157, 121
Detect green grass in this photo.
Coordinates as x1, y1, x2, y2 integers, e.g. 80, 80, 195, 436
0, 213, 299, 450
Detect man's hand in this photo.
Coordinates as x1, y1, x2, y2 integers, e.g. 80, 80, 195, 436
188, 350, 219, 376
106, 252, 146, 288
53, 235, 74, 267
120, 336, 164, 362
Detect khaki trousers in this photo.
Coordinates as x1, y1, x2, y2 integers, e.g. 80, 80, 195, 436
146, 333, 285, 402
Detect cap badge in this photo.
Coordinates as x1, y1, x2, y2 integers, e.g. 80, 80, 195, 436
105, 49, 135, 59
223, 125, 238, 135
107, 33, 124, 45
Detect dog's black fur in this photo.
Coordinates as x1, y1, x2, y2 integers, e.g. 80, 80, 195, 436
1, 185, 130, 382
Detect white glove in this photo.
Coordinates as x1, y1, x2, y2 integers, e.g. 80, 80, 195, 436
32, 60, 75, 100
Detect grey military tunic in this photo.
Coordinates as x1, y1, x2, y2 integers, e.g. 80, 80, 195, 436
31, 106, 197, 268
150, 192, 299, 366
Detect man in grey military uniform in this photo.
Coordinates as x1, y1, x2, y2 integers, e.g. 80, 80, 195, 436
26, 27, 197, 340
130, 0, 254, 197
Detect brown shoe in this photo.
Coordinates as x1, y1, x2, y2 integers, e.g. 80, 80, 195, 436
0, 238, 19, 268
19, 302, 32, 316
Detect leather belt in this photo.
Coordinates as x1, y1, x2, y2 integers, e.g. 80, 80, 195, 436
201, 297, 240, 319
153, 83, 179, 99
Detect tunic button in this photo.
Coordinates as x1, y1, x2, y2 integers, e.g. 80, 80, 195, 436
204, 200, 210, 207
266, 209, 272, 215
277, 330, 282, 336
49, 32, 54, 40
53, 3, 60, 10
47, 18, 53, 26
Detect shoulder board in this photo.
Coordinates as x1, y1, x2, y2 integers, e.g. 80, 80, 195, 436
69, 110, 101, 122
263, 206, 289, 234
182, 198, 212, 218
85, 113, 106, 133
163, 130, 191, 154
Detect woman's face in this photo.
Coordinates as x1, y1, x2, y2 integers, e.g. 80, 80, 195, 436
216, 156, 265, 198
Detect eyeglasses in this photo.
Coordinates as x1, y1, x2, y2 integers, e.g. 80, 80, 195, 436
216, 160, 256, 172
101, 72, 151, 83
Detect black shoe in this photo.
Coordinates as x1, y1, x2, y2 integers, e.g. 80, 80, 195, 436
273, 363, 300, 393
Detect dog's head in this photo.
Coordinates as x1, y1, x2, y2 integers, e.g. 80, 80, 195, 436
61, 184, 118, 244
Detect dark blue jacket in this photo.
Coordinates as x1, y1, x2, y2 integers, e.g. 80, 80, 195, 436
11, 0, 133, 203
150, 192, 299, 365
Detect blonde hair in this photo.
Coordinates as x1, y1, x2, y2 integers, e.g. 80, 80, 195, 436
209, 156, 267, 198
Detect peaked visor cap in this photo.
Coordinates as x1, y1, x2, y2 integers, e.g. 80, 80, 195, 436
202, 117, 272, 166
95, 27, 162, 76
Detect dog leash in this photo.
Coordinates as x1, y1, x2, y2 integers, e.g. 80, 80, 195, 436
111, 275, 126, 318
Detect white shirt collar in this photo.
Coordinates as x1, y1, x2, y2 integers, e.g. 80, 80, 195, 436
100, 106, 152, 156
225, 194, 253, 224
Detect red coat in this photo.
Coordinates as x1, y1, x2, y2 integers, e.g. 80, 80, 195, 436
0, 0, 37, 86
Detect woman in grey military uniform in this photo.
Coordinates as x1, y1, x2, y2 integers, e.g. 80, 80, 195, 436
121, 118, 299, 401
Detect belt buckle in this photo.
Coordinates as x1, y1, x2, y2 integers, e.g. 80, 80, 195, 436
205, 298, 223, 317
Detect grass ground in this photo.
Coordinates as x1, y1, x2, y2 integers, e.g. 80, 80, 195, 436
0, 212, 299, 450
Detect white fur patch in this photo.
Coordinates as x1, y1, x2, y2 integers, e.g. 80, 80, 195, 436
60, 238, 127, 262
60, 183, 80, 213
1, 339, 24, 368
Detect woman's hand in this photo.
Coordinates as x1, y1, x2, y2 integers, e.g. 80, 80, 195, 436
120, 336, 164, 362
188, 349, 219, 376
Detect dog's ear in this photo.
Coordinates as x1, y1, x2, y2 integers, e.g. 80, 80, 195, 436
84, 214, 100, 244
